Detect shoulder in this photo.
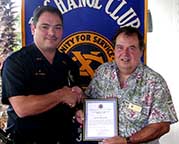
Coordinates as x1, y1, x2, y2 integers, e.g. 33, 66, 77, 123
95, 61, 116, 73
56, 51, 78, 67
2, 44, 36, 70
143, 65, 164, 79
141, 64, 168, 86
6, 44, 35, 62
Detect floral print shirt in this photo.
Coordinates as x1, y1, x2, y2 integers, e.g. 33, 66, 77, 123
85, 62, 178, 144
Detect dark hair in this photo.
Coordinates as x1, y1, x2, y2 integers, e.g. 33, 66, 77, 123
32, 5, 63, 25
112, 26, 144, 51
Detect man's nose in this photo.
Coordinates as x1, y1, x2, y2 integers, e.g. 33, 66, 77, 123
48, 27, 56, 35
123, 48, 130, 54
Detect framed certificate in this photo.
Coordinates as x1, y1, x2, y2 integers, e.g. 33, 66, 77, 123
83, 99, 118, 141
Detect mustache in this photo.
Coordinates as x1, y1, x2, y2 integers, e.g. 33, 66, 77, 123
46, 36, 58, 40
121, 56, 130, 62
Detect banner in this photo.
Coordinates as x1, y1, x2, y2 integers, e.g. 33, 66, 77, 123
22, 0, 147, 88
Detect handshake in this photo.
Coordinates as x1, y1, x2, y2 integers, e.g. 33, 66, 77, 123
56, 86, 85, 108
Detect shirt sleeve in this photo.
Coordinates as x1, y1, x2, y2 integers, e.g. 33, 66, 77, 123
1, 55, 27, 104
148, 76, 178, 124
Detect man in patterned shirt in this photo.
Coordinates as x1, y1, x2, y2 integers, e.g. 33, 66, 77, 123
85, 26, 178, 144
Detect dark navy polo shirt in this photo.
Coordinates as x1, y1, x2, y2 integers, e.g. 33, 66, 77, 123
1, 43, 80, 142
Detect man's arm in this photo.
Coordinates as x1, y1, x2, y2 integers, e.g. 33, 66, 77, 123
129, 122, 170, 143
9, 86, 82, 118
103, 122, 170, 144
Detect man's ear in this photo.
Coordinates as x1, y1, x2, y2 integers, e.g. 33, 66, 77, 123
30, 24, 35, 35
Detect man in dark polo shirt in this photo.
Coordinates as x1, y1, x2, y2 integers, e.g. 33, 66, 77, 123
1, 6, 83, 144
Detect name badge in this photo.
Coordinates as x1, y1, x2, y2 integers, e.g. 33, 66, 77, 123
128, 103, 142, 113
35, 70, 46, 76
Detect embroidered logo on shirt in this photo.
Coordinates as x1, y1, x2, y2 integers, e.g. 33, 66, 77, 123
35, 70, 46, 76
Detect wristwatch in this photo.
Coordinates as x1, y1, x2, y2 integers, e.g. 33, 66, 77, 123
126, 136, 132, 144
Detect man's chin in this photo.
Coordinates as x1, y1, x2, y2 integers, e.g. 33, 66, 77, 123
46, 43, 58, 49
44, 45, 57, 51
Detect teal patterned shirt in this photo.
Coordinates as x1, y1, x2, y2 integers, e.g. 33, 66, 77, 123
85, 61, 178, 144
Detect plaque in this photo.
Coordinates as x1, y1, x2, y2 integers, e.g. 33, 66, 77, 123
83, 99, 118, 141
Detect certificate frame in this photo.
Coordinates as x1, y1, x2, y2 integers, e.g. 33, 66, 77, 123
83, 99, 118, 141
